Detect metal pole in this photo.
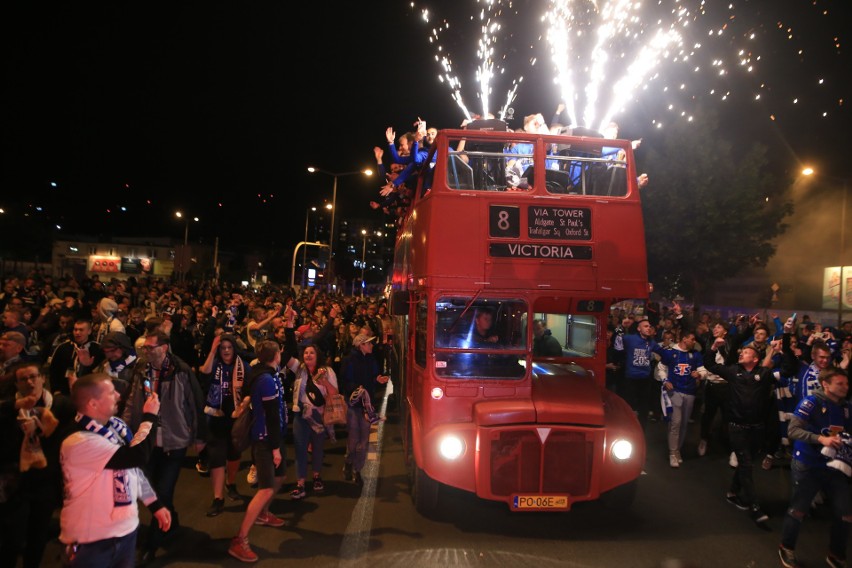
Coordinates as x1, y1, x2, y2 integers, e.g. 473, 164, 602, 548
361, 234, 367, 296
213, 236, 219, 285
302, 208, 311, 290
839, 181, 848, 328
182, 221, 189, 282
328, 175, 338, 291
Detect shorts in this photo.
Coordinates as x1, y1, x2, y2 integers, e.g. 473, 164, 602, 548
251, 440, 286, 489
206, 416, 241, 468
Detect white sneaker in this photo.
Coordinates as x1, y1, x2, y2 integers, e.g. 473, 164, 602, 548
674, 450, 683, 464
669, 453, 680, 468
246, 464, 257, 486
697, 439, 707, 457
729, 451, 738, 468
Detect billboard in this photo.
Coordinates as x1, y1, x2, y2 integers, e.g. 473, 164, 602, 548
121, 257, 153, 274
821, 266, 852, 310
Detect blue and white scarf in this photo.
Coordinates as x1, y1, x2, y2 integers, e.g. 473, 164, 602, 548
660, 386, 674, 422
75, 413, 134, 507
106, 353, 137, 379
204, 357, 245, 417
821, 430, 852, 477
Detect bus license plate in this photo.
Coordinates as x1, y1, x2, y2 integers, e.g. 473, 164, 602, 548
512, 495, 570, 511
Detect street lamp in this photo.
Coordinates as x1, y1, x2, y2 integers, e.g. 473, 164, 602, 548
360, 229, 368, 295
802, 168, 849, 327
306, 167, 373, 289
359, 229, 383, 296
302, 206, 317, 289
175, 211, 199, 282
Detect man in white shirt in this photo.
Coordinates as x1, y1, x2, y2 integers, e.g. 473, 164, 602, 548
60, 374, 168, 567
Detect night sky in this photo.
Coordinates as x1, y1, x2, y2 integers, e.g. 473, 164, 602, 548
2, 1, 850, 254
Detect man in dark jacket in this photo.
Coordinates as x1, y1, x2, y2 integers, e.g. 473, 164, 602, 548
340, 334, 388, 483
705, 342, 776, 526
532, 319, 562, 357
121, 330, 205, 564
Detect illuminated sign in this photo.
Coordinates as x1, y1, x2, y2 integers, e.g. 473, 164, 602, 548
89, 256, 120, 273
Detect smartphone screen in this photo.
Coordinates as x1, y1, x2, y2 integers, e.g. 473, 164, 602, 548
143, 379, 153, 398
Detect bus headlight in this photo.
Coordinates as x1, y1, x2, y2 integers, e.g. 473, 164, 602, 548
611, 439, 633, 461
439, 435, 465, 460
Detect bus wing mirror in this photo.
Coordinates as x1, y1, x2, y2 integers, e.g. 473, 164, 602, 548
389, 290, 409, 316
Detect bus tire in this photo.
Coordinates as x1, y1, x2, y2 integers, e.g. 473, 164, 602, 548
406, 425, 439, 515
412, 464, 439, 515
600, 479, 637, 510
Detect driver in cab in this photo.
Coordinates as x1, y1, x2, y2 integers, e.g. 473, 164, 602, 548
471, 309, 500, 346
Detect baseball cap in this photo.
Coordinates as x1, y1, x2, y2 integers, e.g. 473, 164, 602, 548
353, 334, 377, 347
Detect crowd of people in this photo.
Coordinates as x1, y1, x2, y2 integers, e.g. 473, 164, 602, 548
608, 304, 852, 567
1, 270, 851, 567
0, 272, 394, 565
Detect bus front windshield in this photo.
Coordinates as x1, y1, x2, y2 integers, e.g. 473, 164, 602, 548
434, 297, 527, 379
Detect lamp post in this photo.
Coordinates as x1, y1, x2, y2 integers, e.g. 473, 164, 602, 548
802, 168, 849, 327
175, 211, 199, 282
360, 229, 368, 295
302, 206, 317, 290
306, 167, 373, 289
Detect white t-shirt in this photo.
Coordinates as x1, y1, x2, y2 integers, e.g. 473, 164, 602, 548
59, 431, 141, 544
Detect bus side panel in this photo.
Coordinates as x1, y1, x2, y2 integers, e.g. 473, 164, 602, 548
414, 195, 486, 286
592, 200, 648, 295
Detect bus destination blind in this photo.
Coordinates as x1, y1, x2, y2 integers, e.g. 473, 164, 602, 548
489, 243, 592, 260
527, 206, 591, 240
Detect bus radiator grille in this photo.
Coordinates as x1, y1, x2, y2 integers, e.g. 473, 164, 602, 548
490, 430, 592, 497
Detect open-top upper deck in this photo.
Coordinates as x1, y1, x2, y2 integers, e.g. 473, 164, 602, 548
393, 128, 648, 299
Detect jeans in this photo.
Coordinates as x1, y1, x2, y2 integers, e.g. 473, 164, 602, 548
346, 405, 372, 472
292, 413, 327, 480
621, 375, 653, 430
700, 382, 730, 442
728, 422, 765, 507
69, 531, 137, 568
781, 460, 852, 558
144, 447, 186, 551
668, 391, 695, 453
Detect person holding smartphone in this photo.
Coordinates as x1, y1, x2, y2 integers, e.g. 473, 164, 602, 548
121, 331, 206, 565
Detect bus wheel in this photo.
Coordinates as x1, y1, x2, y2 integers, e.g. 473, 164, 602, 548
600, 479, 637, 510
406, 426, 439, 515
413, 465, 439, 515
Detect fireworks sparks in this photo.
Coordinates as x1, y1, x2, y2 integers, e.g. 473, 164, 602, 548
411, 1, 846, 131
418, 0, 523, 121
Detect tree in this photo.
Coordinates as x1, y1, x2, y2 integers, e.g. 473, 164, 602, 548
638, 111, 793, 304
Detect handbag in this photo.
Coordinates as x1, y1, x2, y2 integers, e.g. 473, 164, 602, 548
230, 397, 254, 454
323, 393, 347, 426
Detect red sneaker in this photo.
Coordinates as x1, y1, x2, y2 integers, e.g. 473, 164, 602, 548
254, 512, 286, 527
228, 536, 258, 563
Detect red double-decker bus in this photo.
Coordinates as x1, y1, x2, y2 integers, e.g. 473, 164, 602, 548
388, 125, 649, 514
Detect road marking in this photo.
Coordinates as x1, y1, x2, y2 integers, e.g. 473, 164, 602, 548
339, 380, 393, 565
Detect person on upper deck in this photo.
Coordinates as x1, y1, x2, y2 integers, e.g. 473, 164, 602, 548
505, 113, 552, 187
601, 121, 649, 189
